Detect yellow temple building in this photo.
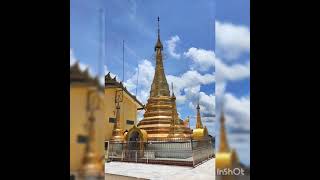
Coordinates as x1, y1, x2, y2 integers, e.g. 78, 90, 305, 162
70, 62, 143, 179
104, 73, 144, 141
70, 63, 105, 179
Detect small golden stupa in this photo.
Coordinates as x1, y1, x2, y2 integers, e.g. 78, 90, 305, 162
79, 111, 104, 179
216, 109, 239, 171
137, 17, 192, 141
192, 103, 209, 140
167, 83, 191, 139
110, 99, 125, 142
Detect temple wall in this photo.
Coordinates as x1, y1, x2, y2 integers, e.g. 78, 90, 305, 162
70, 86, 105, 172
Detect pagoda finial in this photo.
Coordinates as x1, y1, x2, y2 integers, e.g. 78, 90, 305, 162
157, 16, 160, 39
150, 16, 169, 97
154, 16, 163, 51
196, 102, 203, 129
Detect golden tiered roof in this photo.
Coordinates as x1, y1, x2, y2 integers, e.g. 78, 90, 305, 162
137, 17, 192, 141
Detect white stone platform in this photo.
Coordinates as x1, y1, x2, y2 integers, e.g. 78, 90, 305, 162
105, 158, 215, 180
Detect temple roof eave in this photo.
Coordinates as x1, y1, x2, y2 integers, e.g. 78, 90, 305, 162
105, 72, 144, 108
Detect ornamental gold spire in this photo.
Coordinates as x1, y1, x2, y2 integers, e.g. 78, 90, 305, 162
196, 103, 204, 129
168, 82, 186, 139
154, 16, 163, 51
219, 108, 230, 152
110, 92, 124, 142
150, 16, 170, 97
171, 83, 178, 126
80, 91, 103, 178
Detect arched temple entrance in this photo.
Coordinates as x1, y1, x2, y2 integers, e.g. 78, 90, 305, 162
125, 126, 148, 160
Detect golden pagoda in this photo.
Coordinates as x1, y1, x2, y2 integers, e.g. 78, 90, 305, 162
192, 103, 209, 140
106, 17, 214, 167
216, 109, 240, 180
167, 83, 191, 139
137, 17, 192, 140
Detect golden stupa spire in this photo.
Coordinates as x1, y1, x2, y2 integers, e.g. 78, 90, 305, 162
150, 16, 170, 97
196, 103, 204, 129
170, 85, 177, 135
168, 82, 186, 139
155, 16, 163, 51
219, 108, 230, 152
110, 93, 124, 142
171, 82, 178, 126
80, 92, 103, 177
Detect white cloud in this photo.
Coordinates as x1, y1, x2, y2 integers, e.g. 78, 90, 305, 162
137, 110, 145, 121
166, 35, 181, 59
224, 93, 250, 131
167, 70, 215, 104
215, 56, 250, 99
188, 91, 215, 120
216, 58, 250, 81
215, 58, 250, 132
70, 48, 89, 71
70, 49, 76, 65
216, 21, 250, 60
167, 71, 215, 123
199, 92, 215, 115
125, 59, 155, 103
184, 47, 216, 71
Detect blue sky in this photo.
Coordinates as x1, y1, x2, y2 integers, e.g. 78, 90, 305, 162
71, 0, 250, 166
